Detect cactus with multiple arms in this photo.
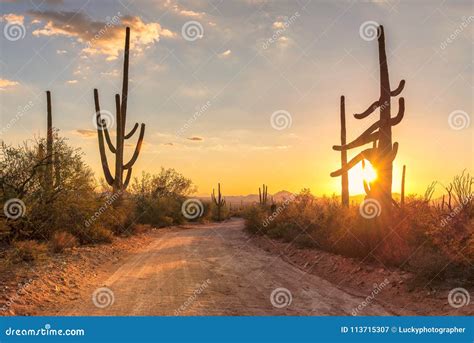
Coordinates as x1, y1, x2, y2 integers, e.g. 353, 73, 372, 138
211, 183, 226, 221
331, 25, 405, 213
94, 27, 145, 193
259, 184, 268, 206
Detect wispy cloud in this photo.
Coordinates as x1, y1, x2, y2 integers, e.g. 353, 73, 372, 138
187, 136, 203, 141
74, 129, 96, 137
218, 49, 232, 58
0, 79, 19, 90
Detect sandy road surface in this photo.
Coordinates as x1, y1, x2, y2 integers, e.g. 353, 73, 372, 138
61, 218, 391, 315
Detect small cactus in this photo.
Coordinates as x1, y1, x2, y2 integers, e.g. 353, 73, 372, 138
211, 183, 226, 221
259, 184, 268, 206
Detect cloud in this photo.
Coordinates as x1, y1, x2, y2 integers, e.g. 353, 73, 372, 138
218, 49, 231, 58
75, 129, 96, 137
163, 1, 206, 18
187, 136, 203, 141
56, 49, 67, 54
163, 142, 174, 146
66, 80, 78, 84
1, 13, 24, 25
29, 11, 176, 60
0, 79, 19, 90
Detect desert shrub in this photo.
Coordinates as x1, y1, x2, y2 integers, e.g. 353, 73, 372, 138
11, 240, 48, 263
0, 136, 96, 241
130, 169, 195, 226
244, 206, 267, 234
243, 174, 473, 279
49, 231, 78, 253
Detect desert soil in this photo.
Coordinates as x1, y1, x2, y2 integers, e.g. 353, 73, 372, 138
1, 218, 472, 316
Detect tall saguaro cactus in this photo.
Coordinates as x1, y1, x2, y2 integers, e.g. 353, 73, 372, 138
339, 96, 349, 207
94, 27, 145, 193
331, 25, 405, 213
259, 184, 268, 206
211, 183, 226, 221
45, 91, 53, 191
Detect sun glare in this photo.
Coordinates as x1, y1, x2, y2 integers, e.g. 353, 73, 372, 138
362, 161, 377, 183
347, 160, 377, 194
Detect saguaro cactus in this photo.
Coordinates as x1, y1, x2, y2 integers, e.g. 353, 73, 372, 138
45, 91, 53, 191
401, 165, 406, 207
259, 184, 268, 206
339, 96, 349, 207
211, 183, 226, 221
331, 25, 405, 213
94, 27, 145, 193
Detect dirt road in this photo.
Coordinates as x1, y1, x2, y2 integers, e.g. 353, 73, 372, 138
59, 218, 391, 316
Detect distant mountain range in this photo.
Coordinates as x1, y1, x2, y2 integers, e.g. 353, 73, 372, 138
197, 191, 403, 206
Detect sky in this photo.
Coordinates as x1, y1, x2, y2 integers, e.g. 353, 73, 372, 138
0, 0, 472, 196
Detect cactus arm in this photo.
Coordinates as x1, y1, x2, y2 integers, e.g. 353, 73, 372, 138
103, 126, 117, 153
124, 123, 139, 139
94, 89, 114, 186
123, 124, 145, 170
330, 147, 377, 177
354, 100, 380, 119
390, 98, 405, 126
391, 80, 405, 97
333, 131, 379, 151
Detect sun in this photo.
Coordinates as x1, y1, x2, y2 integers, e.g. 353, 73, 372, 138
348, 160, 378, 194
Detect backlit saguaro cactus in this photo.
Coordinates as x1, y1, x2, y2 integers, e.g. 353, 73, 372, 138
259, 184, 268, 206
94, 27, 145, 193
339, 96, 349, 207
401, 165, 406, 207
331, 25, 405, 213
211, 183, 226, 221
45, 91, 53, 191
